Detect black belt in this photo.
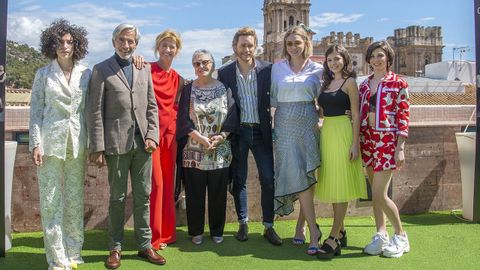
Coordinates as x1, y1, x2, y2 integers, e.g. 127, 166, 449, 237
240, 122, 260, 127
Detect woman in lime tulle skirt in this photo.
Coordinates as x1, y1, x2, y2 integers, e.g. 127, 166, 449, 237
315, 45, 367, 259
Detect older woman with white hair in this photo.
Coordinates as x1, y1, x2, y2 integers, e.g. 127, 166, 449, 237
176, 49, 238, 245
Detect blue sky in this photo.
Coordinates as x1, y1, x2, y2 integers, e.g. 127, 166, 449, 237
7, 0, 476, 78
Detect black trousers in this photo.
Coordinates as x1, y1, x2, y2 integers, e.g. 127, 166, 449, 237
183, 167, 229, 237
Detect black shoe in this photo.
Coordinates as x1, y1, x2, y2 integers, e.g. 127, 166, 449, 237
339, 229, 347, 247
317, 236, 341, 260
263, 227, 283, 246
235, 223, 248, 242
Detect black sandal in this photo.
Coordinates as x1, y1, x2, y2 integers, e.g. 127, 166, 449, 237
339, 229, 347, 247
317, 236, 341, 260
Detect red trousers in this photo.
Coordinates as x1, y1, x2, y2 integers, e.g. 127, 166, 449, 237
150, 132, 177, 248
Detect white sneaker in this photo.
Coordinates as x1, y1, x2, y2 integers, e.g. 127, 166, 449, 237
383, 233, 410, 258
192, 235, 203, 245
364, 232, 389, 255
212, 236, 224, 244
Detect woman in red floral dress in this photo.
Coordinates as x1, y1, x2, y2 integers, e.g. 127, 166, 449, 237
359, 41, 410, 258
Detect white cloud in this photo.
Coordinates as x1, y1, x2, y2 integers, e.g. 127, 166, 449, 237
123, 2, 165, 8
184, 2, 200, 8
22, 5, 42, 12
7, 2, 160, 67
6, 2, 257, 79
310, 12, 364, 28
7, 16, 45, 48
410, 16, 436, 24
16, 0, 37, 7
419, 17, 435, 21
443, 43, 470, 48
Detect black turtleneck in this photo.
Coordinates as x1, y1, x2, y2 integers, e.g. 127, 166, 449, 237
114, 52, 141, 136
114, 53, 133, 88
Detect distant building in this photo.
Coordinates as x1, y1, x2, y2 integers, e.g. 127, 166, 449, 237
261, 0, 444, 76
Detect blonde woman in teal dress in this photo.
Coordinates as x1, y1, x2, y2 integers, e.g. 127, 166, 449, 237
315, 45, 367, 259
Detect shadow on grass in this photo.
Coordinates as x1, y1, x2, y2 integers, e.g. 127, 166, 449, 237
170, 229, 370, 261
401, 212, 472, 225
0, 251, 47, 269
11, 234, 44, 249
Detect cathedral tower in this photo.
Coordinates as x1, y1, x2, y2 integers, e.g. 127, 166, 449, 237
262, 0, 311, 62
388, 26, 444, 76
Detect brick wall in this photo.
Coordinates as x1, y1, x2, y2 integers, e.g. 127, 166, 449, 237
8, 123, 465, 232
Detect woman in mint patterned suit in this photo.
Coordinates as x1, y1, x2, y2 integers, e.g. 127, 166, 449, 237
29, 19, 90, 270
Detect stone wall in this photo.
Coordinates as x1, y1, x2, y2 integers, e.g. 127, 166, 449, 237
8, 123, 465, 232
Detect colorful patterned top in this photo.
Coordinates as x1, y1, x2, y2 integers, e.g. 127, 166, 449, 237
182, 83, 232, 170
359, 71, 410, 138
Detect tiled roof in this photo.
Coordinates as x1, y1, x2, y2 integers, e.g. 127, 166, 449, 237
410, 84, 476, 105
6, 88, 31, 106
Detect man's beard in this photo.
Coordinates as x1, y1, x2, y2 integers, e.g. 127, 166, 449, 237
116, 48, 134, 59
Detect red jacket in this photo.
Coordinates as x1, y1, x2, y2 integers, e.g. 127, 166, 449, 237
359, 71, 410, 138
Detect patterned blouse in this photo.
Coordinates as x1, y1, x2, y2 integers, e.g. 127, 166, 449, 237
182, 83, 232, 170
29, 60, 91, 159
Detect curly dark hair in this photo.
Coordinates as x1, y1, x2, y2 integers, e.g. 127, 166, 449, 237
40, 18, 88, 62
321, 44, 356, 91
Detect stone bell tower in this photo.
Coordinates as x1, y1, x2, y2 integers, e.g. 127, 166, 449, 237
262, 0, 311, 62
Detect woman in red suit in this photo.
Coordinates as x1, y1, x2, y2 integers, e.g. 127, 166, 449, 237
149, 30, 184, 250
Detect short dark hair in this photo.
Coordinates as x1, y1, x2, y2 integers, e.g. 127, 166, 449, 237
40, 18, 88, 63
365, 40, 395, 69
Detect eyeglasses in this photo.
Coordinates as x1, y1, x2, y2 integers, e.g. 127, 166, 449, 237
193, 60, 211, 68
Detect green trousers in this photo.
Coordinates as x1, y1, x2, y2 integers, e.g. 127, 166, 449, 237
105, 134, 152, 251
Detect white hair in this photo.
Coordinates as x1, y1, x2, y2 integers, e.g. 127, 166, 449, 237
112, 23, 141, 46
192, 49, 215, 70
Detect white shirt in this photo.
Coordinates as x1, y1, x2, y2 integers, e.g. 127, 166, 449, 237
270, 59, 323, 107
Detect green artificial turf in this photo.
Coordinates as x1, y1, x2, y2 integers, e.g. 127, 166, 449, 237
1, 211, 479, 270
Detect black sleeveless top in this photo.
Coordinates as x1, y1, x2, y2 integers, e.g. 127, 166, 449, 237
318, 80, 351, 116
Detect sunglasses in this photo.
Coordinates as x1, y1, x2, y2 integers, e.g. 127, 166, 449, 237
193, 60, 212, 68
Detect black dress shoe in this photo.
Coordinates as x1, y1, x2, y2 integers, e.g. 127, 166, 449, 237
235, 223, 248, 241
263, 227, 283, 246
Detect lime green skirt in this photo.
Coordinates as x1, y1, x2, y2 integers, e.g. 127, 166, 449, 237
315, 115, 367, 203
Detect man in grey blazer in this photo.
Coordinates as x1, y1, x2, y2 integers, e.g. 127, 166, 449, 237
87, 23, 165, 269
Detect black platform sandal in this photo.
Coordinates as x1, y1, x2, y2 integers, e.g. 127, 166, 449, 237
317, 236, 341, 260
339, 229, 347, 247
